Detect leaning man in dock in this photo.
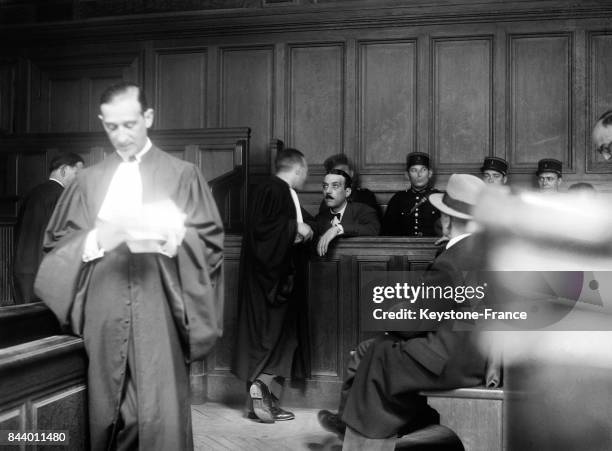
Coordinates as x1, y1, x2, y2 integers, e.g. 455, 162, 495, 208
34, 82, 224, 451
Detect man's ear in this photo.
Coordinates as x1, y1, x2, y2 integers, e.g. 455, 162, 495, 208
144, 108, 155, 128
345, 187, 352, 198
427, 169, 434, 178
404, 171, 410, 181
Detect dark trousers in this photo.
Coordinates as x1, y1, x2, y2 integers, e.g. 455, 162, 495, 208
341, 335, 484, 439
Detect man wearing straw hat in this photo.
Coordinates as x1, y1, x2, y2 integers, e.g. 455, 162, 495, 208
320, 174, 490, 449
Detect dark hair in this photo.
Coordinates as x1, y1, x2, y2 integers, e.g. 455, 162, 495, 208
597, 110, 612, 127
49, 152, 84, 173
323, 153, 353, 173
275, 148, 306, 172
99, 82, 149, 112
568, 182, 596, 193
327, 168, 352, 189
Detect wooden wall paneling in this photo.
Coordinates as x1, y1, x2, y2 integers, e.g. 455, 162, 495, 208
219, 46, 274, 172
508, 33, 573, 173
210, 257, 240, 373
0, 406, 25, 435
432, 36, 493, 173
31, 384, 88, 449
0, 153, 17, 216
355, 257, 392, 345
28, 53, 142, 133
287, 43, 345, 173
493, 28, 507, 164
587, 32, 612, 174
154, 49, 207, 129
308, 258, 341, 377
206, 45, 218, 129
273, 43, 286, 165
17, 151, 47, 197
358, 39, 417, 173
0, 222, 15, 305
0, 60, 15, 134
343, 39, 357, 165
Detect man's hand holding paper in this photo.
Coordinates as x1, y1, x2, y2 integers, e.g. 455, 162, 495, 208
97, 199, 186, 257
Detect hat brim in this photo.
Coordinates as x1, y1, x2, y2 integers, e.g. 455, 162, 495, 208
536, 170, 562, 176
429, 193, 473, 220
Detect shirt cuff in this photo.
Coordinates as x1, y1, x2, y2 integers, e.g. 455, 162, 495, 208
83, 229, 105, 262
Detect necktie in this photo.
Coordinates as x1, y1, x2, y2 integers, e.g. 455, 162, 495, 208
332, 213, 341, 220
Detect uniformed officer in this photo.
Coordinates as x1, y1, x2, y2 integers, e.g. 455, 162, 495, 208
536, 158, 563, 193
382, 152, 441, 237
481, 156, 508, 185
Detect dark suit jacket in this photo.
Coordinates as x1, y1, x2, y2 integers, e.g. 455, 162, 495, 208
314, 201, 380, 237
13, 179, 64, 303
342, 233, 488, 438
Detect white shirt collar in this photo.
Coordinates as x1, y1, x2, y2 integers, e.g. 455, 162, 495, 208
48, 177, 64, 188
446, 232, 471, 250
117, 138, 152, 163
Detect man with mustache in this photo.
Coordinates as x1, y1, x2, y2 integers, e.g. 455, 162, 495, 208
382, 152, 441, 237
314, 169, 380, 257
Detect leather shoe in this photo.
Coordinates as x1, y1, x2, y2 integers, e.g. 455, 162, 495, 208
271, 404, 295, 421
317, 409, 346, 437
249, 380, 275, 423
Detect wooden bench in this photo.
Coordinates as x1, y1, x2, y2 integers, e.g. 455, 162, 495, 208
418, 387, 504, 451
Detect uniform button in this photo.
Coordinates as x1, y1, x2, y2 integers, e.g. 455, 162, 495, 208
416, 196, 420, 200
415, 213, 419, 217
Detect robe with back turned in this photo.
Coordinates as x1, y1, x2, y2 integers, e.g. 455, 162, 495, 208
34, 146, 224, 451
231, 175, 311, 383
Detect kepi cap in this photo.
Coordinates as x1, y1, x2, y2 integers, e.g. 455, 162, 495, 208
536, 158, 562, 176
406, 152, 430, 170
481, 157, 508, 176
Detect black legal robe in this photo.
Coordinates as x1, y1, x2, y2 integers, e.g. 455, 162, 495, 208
232, 175, 311, 382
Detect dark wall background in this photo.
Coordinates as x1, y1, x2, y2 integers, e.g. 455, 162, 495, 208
1, 0, 612, 216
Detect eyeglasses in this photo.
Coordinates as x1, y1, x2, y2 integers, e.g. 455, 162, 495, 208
597, 141, 612, 160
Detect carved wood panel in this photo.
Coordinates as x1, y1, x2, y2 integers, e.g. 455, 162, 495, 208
358, 40, 417, 171
219, 46, 274, 171
433, 37, 493, 173
155, 50, 207, 129
32, 384, 88, 450
28, 53, 140, 133
308, 259, 341, 376
288, 43, 344, 168
509, 33, 573, 173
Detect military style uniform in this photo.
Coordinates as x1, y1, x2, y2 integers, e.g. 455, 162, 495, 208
382, 186, 442, 237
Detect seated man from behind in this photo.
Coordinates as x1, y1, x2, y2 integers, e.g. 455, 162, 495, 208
319, 174, 488, 448
315, 169, 380, 257
382, 152, 441, 237
319, 153, 381, 219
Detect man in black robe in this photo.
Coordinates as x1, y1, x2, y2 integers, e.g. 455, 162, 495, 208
232, 148, 314, 423
35, 82, 224, 451
12, 152, 84, 304
382, 152, 441, 237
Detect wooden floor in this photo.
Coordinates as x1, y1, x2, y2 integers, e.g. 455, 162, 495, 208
192, 402, 343, 451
